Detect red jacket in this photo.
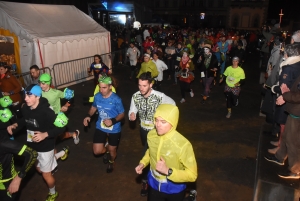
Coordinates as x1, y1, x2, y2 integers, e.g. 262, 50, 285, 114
0, 72, 22, 103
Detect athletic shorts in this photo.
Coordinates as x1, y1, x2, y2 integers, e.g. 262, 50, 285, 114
93, 129, 121, 146
36, 150, 57, 173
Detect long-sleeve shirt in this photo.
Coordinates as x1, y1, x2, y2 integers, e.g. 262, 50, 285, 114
153, 59, 168, 81
126, 47, 140, 66
129, 90, 175, 130
136, 60, 159, 79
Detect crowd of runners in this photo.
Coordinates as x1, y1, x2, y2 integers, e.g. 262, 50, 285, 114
1, 23, 296, 201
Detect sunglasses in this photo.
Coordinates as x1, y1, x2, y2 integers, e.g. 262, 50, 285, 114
24, 91, 33, 95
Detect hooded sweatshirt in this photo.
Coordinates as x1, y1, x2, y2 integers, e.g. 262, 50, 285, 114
140, 104, 197, 194
16, 97, 64, 152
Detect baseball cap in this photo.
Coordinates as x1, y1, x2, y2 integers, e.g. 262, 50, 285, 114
25, 84, 42, 97
39, 73, 51, 84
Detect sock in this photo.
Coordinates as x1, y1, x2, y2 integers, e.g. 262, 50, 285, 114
49, 186, 56, 195
55, 150, 65, 159
228, 108, 232, 113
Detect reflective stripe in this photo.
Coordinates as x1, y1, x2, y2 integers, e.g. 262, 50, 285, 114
290, 114, 300, 119
18, 145, 27, 156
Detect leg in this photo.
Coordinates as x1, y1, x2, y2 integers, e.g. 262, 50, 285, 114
147, 185, 166, 201
140, 127, 149, 154
225, 91, 233, 118
92, 129, 108, 155
179, 81, 186, 99
42, 172, 55, 189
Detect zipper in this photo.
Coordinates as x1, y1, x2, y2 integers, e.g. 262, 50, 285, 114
157, 135, 163, 192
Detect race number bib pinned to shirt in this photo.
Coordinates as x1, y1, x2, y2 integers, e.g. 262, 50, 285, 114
100, 120, 114, 131
27, 130, 34, 142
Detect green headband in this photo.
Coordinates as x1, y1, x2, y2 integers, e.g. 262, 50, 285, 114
98, 76, 112, 85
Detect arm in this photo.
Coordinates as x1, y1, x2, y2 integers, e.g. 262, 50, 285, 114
167, 142, 197, 182
162, 94, 176, 105
9, 76, 22, 94
283, 91, 300, 104
161, 60, 168, 70
139, 149, 150, 167
83, 106, 97, 126
128, 96, 138, 121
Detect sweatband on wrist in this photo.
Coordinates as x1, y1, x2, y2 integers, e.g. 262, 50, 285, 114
111, 118, 117, 125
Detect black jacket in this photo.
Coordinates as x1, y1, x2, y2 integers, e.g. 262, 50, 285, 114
17, 97, 64, 152
199, 54, 219, 78
283, 74, 300, 116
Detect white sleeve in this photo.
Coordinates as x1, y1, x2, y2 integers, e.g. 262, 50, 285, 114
128, 96, 138, 118
162, 61, 168, 70
137, 48, 140, 57
162, 94, 176, 105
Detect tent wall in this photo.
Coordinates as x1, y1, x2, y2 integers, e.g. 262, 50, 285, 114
38, 34, 110, 68
19, 38, 35, 72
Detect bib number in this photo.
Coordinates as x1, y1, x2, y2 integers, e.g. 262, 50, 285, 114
101, 120, 113, 131
27, 130, 34, 142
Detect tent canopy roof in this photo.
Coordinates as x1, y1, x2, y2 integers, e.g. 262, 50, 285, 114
0, 1, 109, 44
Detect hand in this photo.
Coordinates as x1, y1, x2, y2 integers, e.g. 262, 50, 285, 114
276, 95, 285, 105
219, 78, 223, 84
156, 157, 169, 175
103, 119, 113, 127
129, 112, 136, 121
32, 131, 48, 143
234, 82, 240, 86
7, 123, 18, 135
135, 163, 144, 174
3, 92, 10, 96
280, 83, 290, 94
83, 117, 91, 126
60, 106, 68, 112
7, 175, 22, 194
213, 68, 218, 71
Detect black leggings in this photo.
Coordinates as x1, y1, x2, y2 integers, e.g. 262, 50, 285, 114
148, 186, 185, 201
179, 81, 191, 99
225, 91, 238, 108
140, 127, 150, 180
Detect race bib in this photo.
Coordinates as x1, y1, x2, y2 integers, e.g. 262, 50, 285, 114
228, 76, 235, 83
176, 57, 181, 61
201, 72, 205, 78
101, 120, 114, 131
27, 130, 34, 142
141, 120, 154, 130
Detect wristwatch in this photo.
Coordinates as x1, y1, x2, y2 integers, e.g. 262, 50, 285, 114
18, 172, 26, 179
167, 168, 173, 176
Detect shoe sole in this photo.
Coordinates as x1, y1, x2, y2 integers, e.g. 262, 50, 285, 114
278, 174, 300, 179
74, 130, 80, 145
264, 156, 284, 165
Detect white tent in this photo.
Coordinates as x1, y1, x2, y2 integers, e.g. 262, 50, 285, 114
0, 1, 111, 73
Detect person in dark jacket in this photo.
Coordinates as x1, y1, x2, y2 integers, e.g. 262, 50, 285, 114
199, 43, 219, 104
265, 73, 300, 179
7, 84, 65, 201
267, 44, 300, 154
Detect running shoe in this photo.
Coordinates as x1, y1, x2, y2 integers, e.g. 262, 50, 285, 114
264, 155, 284, 165
278, 170, 300, 179
73, 130, 80, 145
235, 99, 239, 106
107, 161, 114, 173
103, 152, 110, 164
226, 112, 231, 118
46, 192, 58, 201
180, 98, 186, 103
190, 89, 194, 97
184, 189, 197, 201
140, 180, 148, 197
60, 146, 69, 161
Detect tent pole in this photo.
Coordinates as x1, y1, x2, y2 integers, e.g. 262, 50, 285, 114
37, 39, 45, 71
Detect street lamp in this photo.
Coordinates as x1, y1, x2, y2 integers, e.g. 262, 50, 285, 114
279, 9, 284, 24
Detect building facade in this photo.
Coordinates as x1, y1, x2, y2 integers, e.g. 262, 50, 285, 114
134, 0, 269, 29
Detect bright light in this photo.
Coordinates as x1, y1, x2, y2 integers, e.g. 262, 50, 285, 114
118, 15, 126, 25
128, 15, 131, 18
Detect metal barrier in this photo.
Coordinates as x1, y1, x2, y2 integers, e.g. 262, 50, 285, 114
14, 67, 52, 88
52, 52, 113, 89
14, 51, 121, 89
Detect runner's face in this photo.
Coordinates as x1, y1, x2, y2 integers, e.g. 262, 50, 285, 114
39, 82, 50, 91
99, 83, 112, 97
94, 57, 100, 64
155, 116, 172, 135
138, 79, 152, 96
0, 67, 7, 75
25, 94, 39, 107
